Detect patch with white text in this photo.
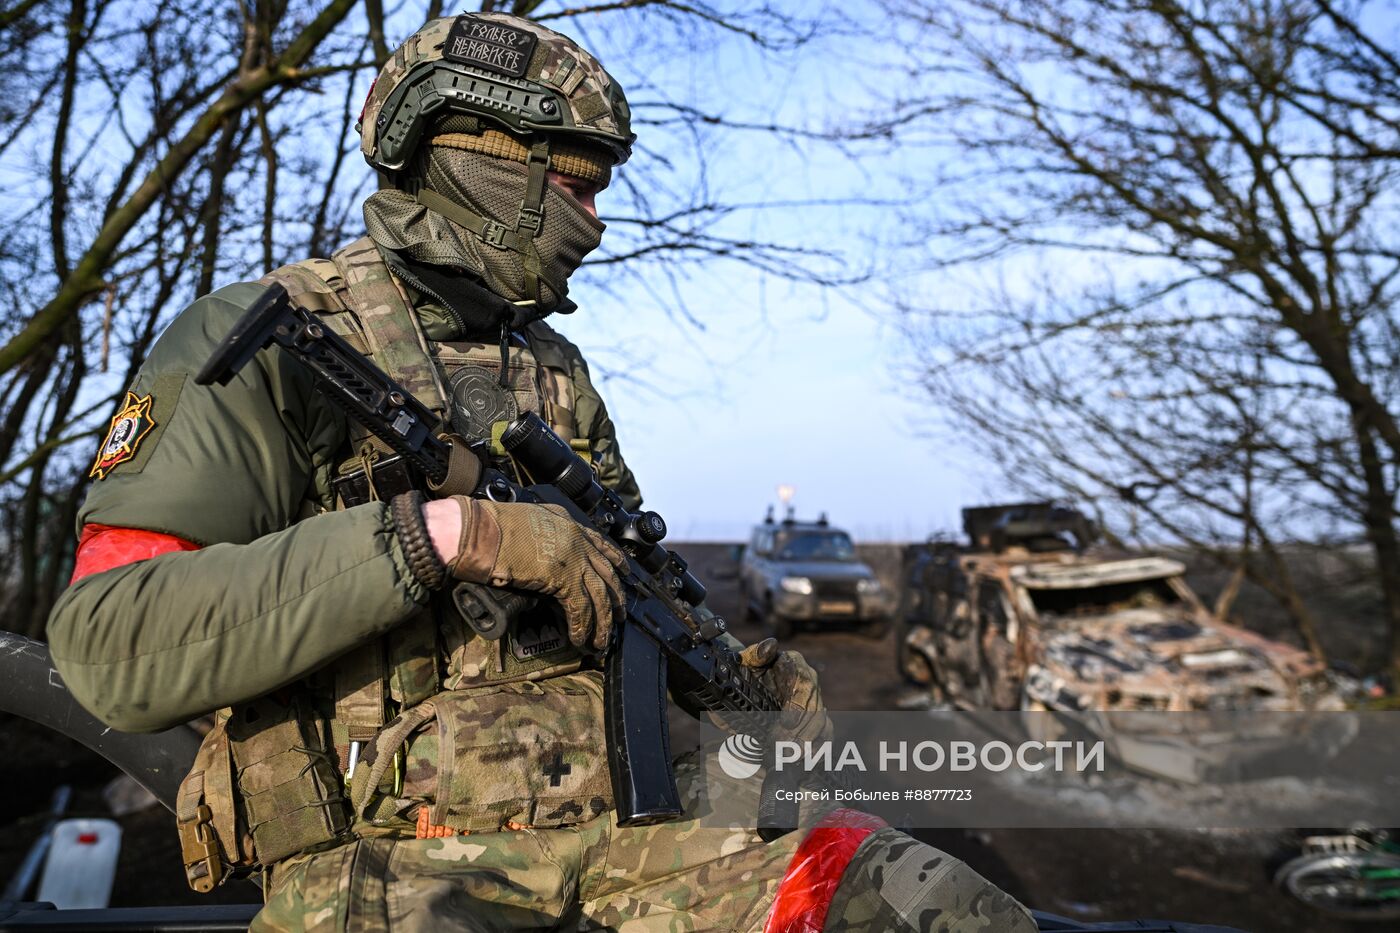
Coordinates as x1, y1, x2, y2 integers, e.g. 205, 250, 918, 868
90, 392, 157, 479
443, 16, 538, 78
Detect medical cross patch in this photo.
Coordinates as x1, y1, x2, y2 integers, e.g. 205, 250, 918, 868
90, 392, 157, 479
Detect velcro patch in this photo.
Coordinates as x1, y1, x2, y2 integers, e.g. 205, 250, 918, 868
443, 16, 537, 78
89, 373, 185, 480
509, 615, 568, 662
91, 391, 157, 479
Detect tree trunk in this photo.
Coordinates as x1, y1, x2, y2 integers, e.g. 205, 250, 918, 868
1353, 418, 1400, 678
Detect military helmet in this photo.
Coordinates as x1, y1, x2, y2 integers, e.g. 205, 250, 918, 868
358, 13, 634, 174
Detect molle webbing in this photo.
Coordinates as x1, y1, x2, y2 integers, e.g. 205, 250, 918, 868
330, 238, 448, 415
334, 645, 388, 739
175, 716, 239, 892
260, 258, 348, 316
226, 694, 350, 866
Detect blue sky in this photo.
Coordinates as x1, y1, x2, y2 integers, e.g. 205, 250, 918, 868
566, 273, 989, 542
0, 2, 1019, 543
521, 3, 997, 541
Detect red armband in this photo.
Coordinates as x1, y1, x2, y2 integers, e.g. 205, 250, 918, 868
70, 523, 202, 584
764, 808, 888, 933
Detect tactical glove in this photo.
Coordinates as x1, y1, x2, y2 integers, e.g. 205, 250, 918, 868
738, 638, 831, 745
447, 497, 628, 651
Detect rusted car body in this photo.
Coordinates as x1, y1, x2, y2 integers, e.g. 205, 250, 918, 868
898, 503, 1344, 781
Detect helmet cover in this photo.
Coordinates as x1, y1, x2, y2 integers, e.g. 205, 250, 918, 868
359, 14, 634, 173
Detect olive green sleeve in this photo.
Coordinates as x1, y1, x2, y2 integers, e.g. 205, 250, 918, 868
569, 352, 644, 512
46, 282, 429, 733
72, 282, 344, 543
48, 504, 428, 732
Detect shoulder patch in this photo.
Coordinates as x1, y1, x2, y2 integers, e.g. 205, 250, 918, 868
88, 373, 187, 480
444, 15, 537, 78
91, 392, 157, 479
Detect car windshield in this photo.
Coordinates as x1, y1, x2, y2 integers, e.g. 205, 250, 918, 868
1027, 578, 1181, 621
776, 532, 856, 561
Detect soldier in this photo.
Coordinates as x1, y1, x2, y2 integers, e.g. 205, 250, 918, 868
46, 13, 1035, 932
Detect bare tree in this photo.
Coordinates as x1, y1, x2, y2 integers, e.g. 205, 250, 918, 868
877, 0, 1400, 673
0, 0, 364, 634
0, 0, 863, 636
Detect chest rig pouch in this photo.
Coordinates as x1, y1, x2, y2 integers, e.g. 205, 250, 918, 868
176, 241, 614, 890
184, 238, 618, 885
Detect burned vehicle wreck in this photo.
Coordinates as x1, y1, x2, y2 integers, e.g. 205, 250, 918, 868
1, 630, 1250, 932
897, 503, 1344, 780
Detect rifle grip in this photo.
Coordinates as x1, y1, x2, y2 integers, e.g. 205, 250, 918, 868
450, 582, 536, 641
757, 767, 799, 841
605, 620, 683, 826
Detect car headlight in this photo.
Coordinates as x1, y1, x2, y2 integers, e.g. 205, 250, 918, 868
857, 579, 883, 595
780, 576, 813, 595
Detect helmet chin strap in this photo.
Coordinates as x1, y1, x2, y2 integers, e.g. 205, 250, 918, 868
517, 138, 551, 310
404, 137, 569, 309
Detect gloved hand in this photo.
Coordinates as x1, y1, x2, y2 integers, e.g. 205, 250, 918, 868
738, 638, 831, 744
446, 497, 628, 651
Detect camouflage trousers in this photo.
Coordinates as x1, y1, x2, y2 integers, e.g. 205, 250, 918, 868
253, 755, 1035, 933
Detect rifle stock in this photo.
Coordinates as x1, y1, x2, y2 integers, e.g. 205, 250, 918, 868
198, 284, 782, 827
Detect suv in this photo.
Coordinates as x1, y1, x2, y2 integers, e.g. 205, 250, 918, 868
739, 510, 893, 639
898, 502, 1341, 715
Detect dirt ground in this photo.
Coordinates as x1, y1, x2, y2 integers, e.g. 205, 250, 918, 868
682, 542, 1380, 933
0, 541, 1381, 931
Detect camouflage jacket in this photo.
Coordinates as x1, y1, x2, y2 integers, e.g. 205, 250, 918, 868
46, 239, 640, 735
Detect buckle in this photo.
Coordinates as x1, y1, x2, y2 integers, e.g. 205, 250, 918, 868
480, 220, 510, 248
517, 206, 543, 234
177, 804, 224, 893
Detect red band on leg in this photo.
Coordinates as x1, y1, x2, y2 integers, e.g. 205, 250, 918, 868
70, 523, 201, 584
764, 808, 888, 933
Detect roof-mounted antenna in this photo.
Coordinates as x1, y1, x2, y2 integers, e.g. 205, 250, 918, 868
777, 483, 796, 525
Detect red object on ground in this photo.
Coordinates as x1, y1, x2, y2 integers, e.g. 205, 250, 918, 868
764, 808, 888, 933
69, 523, 201, 584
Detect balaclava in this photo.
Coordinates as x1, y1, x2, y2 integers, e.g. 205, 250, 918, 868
363, 137, 607, 323
356, 14, 634, 331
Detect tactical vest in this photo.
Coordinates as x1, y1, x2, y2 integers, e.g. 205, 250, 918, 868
176, 239, 613, 892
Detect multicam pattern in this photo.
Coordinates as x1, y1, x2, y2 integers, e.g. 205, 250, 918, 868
393, 673, 613, 835
331, 238, 447, 412
255, 752, 1030, 932
358, 14, 632, 169
825, 828, 1038, 932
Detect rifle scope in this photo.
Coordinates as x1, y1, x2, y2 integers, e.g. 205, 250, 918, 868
502, 412, 706, 606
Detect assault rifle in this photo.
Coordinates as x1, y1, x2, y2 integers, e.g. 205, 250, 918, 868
194, 283, 783, 827
0, 282, 1248, 930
